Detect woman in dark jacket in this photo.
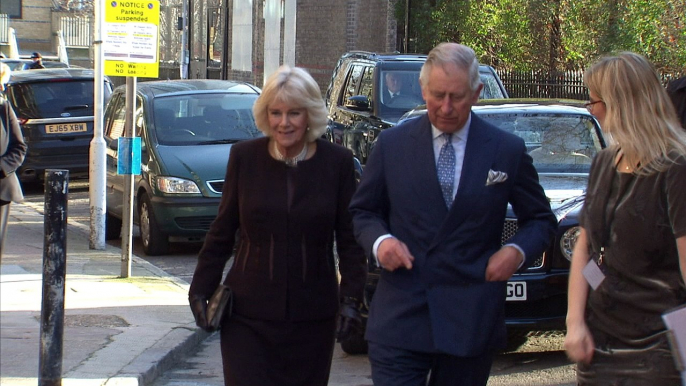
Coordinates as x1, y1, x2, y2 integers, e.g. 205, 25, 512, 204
1, 86, 28, 256
188, 65, 367, 386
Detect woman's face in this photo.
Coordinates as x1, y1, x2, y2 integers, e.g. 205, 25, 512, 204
588, 91, 607, 128
268, 100, 309, 156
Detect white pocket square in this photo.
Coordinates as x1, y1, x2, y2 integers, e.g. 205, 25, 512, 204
486, 169, 508, 186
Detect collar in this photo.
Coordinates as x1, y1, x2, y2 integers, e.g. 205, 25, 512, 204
431, 113, 471, 142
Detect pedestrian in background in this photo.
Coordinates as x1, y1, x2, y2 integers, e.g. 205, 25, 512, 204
667, 74, 686, 129
0, 70, 27, 257
188, 65, 367, 386
349, 42, 556, 386
0, 56, 10, 91
565, 52, 686, 385
27, 52, 45, 70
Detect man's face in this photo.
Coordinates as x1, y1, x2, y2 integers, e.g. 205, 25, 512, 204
421, 63, 482, 134
385, 73, 403, 94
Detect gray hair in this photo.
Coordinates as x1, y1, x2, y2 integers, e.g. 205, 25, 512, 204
419, 43, 482, 92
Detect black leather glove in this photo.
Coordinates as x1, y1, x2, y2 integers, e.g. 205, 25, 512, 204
189, 294, 213, 332
336, 297, 363, 342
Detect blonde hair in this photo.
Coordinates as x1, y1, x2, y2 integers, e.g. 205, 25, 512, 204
584, 52, 686, 175
419, 42, 482, 92
253, 65, 327, 142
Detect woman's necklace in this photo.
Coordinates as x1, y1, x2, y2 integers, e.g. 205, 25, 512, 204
273, 141, 308, 167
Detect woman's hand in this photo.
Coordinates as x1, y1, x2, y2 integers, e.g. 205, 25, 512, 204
189, 295, 212, 332
564, 321, 595, 364
336, 297, 363, 342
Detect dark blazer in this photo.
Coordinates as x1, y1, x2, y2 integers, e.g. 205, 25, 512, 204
189, 137, 367, 322
0, 99, 27, 203
350, 113, 556, 356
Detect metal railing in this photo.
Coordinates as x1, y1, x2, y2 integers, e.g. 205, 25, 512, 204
0, 14, 9, 44
59, 16, 91, 47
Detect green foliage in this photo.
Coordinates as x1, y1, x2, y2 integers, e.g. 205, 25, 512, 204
395, 0, 685, 73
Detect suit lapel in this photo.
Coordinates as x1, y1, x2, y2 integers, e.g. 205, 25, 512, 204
431, 113, 498, 246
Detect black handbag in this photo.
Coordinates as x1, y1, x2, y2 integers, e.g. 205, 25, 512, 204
206, 284, 233, 330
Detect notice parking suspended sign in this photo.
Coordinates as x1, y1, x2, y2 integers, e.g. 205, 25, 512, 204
104, 0, 160, 78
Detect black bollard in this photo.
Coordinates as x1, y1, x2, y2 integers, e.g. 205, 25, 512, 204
39, 170, 69, 386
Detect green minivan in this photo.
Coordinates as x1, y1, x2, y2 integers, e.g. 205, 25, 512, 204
103, 79, 262, 255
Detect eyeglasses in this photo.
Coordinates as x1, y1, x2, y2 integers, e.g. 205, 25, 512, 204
584, 100, 604, 112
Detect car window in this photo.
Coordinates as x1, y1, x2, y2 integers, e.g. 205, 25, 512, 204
480, 113, 600, 173
342, 64, 365, 103
379, 69, 424, 110
480, 73, 506, 99
9, 80, 98, 119
359, 66, 374, 104
153, 93, 261, 146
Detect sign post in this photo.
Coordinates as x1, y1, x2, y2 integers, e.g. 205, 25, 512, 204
103, 0, 159, 277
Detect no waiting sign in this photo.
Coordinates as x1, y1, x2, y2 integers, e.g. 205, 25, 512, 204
104, 0, 160, 78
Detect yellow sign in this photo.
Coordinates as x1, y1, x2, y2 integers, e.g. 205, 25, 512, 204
104, 0, 160, 78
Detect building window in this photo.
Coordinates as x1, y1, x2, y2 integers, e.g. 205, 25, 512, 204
0, 0, 22, 19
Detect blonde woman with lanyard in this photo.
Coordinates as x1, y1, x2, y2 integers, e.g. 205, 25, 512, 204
565, 52, 686, 385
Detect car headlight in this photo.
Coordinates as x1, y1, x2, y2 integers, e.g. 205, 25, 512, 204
560, 226, 580, 261
156, 176, 201, 194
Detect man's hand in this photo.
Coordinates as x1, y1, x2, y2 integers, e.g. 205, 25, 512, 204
485, 246, 523, 281
377, 238, 414, 271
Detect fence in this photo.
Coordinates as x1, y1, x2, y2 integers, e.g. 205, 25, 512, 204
0, 14, 8, 44
497, 69, 588, 100
60, 16, 91, 47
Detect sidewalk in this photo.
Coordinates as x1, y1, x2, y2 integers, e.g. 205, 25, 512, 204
0, 200, 208, 386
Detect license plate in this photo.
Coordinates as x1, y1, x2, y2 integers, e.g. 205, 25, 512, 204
46, 123, 87, 134
506, 281, 527, 301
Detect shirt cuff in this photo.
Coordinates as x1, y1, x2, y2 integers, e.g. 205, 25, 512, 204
372, 234, 394, 267
503, 243, 526, 269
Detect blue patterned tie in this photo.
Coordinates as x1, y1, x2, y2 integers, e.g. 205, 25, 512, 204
437, 133, 456, 208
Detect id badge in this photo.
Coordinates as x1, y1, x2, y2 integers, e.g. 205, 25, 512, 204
582, 260, 606, 290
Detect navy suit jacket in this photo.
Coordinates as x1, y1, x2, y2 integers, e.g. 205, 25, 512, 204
349, 113, 556, 356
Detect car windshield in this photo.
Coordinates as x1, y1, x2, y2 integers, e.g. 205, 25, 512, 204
479, 113, 602, 174
377, 68, 506, 123
8, 79, 97, 118
153, 93, 262, 146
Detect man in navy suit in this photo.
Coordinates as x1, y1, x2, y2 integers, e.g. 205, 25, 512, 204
349, 43, 557, 386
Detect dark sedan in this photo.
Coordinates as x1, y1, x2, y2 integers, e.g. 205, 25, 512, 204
340, 99, 606, 354
103, 79, 263, 255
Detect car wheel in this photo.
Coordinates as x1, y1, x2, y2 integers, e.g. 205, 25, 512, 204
139, 194, 169, 256
340, 329, 368, 355
105, 212, 122, 240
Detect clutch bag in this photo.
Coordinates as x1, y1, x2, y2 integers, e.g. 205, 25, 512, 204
206, 284, 233, 330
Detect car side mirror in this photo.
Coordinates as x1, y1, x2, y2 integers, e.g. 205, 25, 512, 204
345, 95, 371, 112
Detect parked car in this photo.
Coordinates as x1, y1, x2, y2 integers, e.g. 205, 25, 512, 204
1, 58, 71, 71
340, 99, 607, 355
103, 79, 262, 256
325, 51, 508, 164
3, 68, 113, 182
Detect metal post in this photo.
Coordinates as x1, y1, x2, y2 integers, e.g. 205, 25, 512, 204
90, 0, 107, 250
120, 77, 136, 278
39, 170, 69, 386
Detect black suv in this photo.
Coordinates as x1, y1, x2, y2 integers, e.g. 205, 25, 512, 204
325, 51, 508, 163
4, 68, 113, 182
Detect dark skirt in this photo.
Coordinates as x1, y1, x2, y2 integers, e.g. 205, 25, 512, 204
220, 314, 336, 386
